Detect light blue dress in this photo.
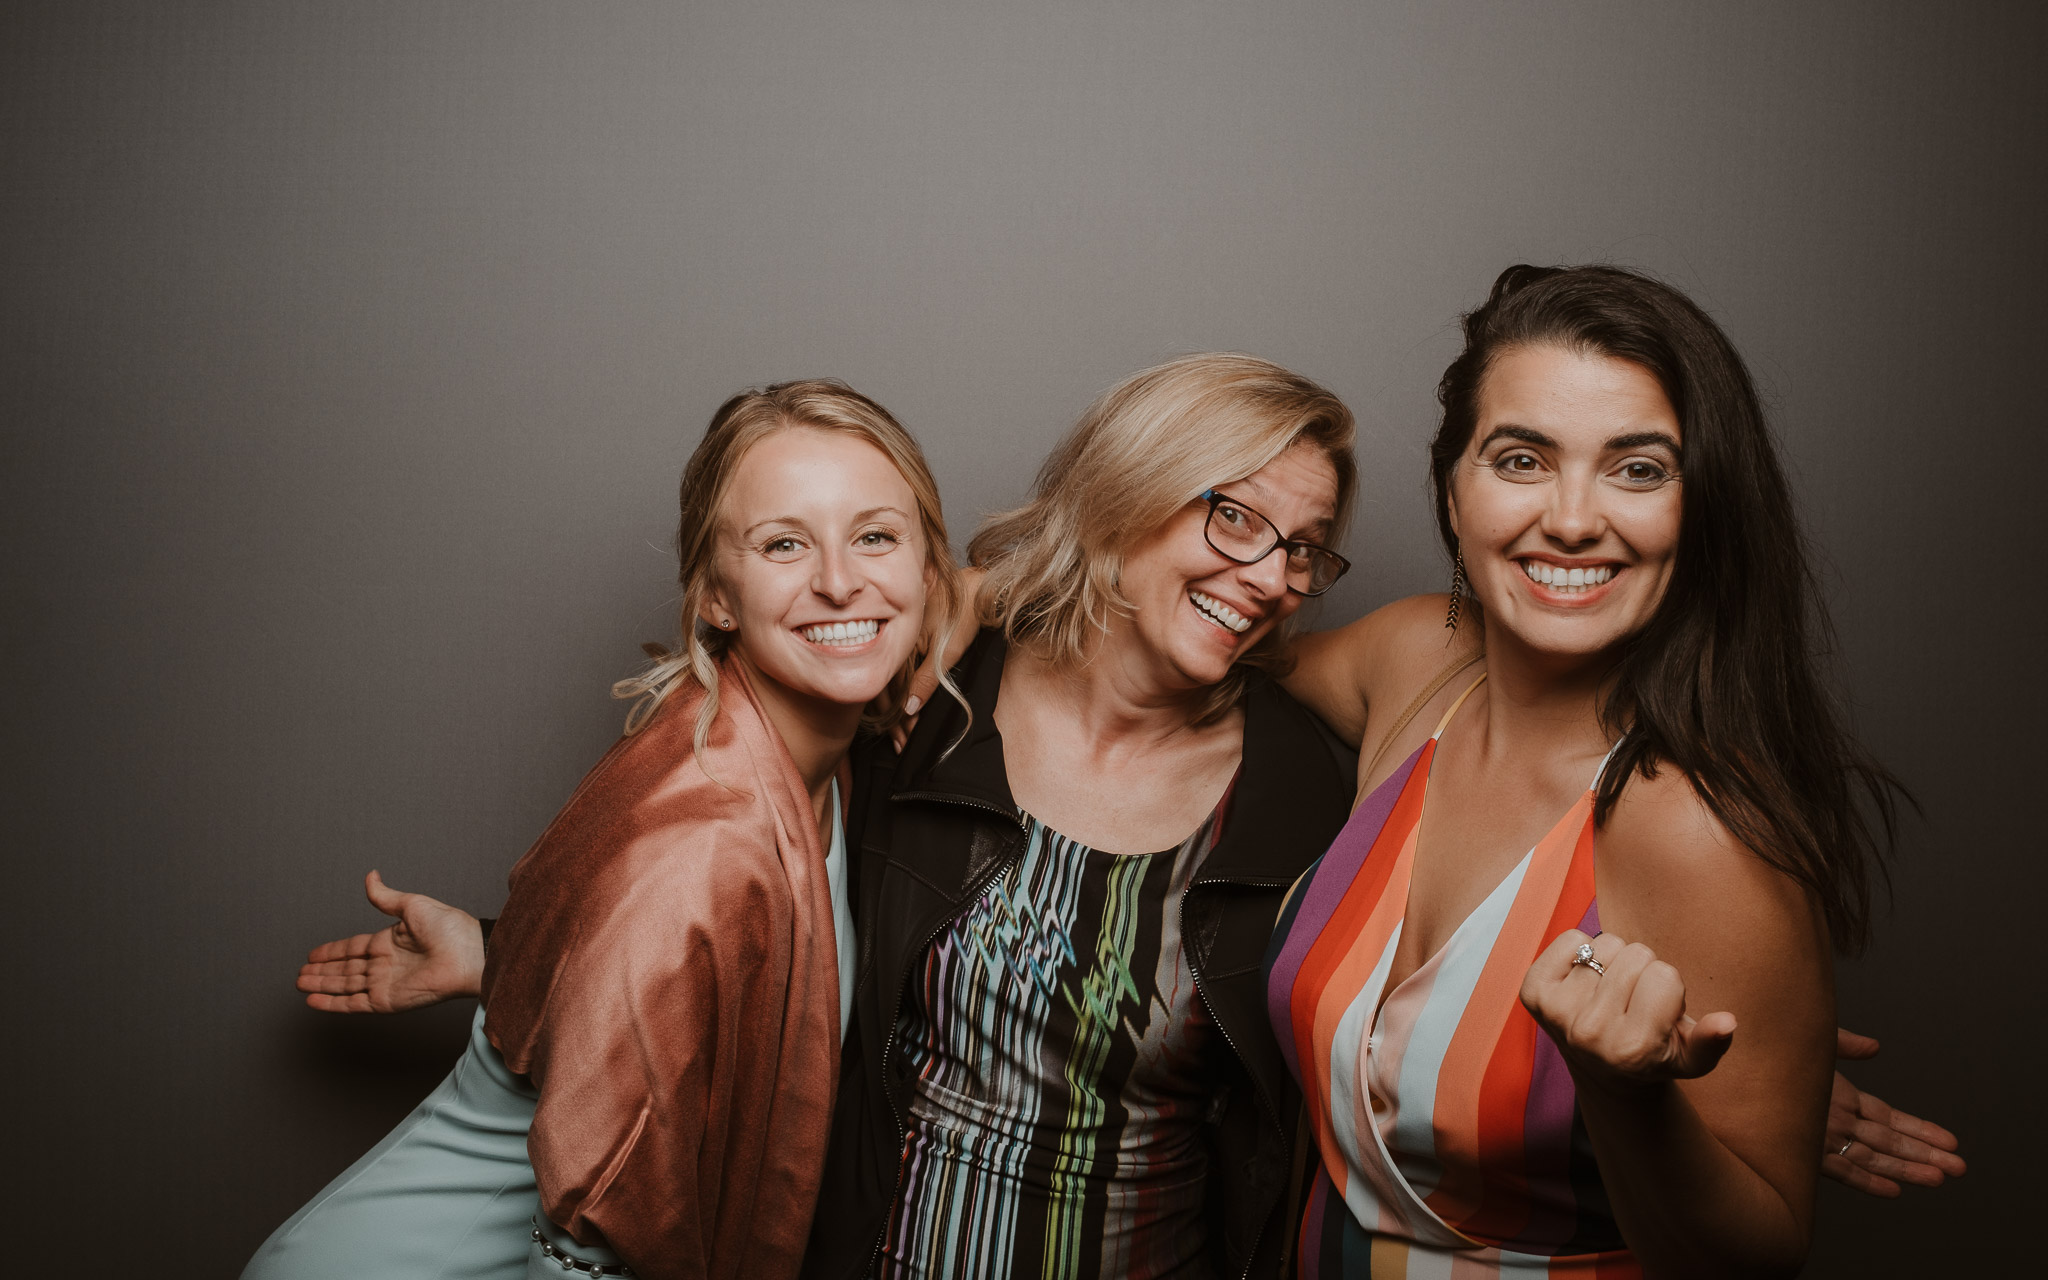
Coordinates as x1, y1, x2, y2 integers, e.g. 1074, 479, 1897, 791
243, 786, 851, 1279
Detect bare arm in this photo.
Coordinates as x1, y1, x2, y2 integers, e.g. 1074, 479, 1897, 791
1521, 772, 1835, 1278
296, 870, 487, 1012
1281, 593, 1482, 749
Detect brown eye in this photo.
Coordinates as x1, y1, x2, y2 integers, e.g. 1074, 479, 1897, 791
1492, 451, 1543, 479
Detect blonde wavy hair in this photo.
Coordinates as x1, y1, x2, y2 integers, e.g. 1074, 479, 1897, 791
613, 380, 961, 752
969, 353, 1356, 722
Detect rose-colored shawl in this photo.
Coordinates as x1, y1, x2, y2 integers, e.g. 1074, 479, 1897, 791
482, 659, 840, 1280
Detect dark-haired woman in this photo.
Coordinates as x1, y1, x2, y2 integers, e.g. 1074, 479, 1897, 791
1265, 264, 1904, 1277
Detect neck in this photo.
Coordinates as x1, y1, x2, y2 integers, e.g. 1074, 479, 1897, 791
728, 650, 861, 820
1469, 620, 1621, 760
999, 632, 1212, 752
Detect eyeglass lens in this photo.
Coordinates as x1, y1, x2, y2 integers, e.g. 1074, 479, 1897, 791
1205, 497, 1344, 594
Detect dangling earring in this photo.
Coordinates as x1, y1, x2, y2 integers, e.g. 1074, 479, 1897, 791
1444, 551, 1467, 631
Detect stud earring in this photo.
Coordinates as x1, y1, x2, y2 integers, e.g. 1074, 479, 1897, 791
719, 619, 732, 629
1444, 551, 1467, 631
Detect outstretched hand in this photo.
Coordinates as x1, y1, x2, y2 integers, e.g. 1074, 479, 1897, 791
1520, 929, 1737, 1085
296, 871, 486, 1013
1821, 1028, 1967, 1197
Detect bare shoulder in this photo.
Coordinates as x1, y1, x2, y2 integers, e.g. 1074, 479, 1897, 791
1287, 593, 1481, 747
1363, 593, 1484, 692
1597, 763, 1828, 982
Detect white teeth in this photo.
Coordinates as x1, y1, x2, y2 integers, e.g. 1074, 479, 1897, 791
1519, 562, 1615, 593
801, 619, 880, 646
1189, 590, 1253, 634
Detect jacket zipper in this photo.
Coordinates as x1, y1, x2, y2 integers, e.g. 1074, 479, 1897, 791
1180, 871, 1295, 1280
856, 793, 1027, 1280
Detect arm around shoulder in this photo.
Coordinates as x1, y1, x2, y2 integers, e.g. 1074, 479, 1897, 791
1282, 593, 1480, 749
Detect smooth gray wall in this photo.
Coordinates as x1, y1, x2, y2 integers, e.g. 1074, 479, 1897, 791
5, 2, 2039, 1273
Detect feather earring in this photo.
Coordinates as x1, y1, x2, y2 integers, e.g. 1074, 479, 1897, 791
1444, 551, 1467, 631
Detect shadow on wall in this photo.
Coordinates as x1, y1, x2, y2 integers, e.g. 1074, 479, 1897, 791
282, 1000, 478, 1095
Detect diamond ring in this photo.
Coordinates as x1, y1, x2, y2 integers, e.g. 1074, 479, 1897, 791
1571, 942, 1607, 976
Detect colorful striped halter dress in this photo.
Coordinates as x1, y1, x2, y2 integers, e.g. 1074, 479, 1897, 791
1264, 676, 1640, 1278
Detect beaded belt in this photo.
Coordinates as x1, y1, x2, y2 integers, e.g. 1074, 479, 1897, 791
530, 1219, 636, 1277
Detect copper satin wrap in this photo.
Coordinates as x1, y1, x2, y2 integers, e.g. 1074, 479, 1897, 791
481, 658, 840, 1280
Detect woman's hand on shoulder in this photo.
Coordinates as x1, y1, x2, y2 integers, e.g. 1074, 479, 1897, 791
1284, 593, 1480, 748
297, 870, 486, 1013
894, 566, 985, 748
1823, 1029, 1968, 1196
1520, 928, 1738, 1085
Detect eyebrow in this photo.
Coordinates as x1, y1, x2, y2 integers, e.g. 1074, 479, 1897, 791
1212, 488, 1335, 544
1477, 425, 1682, 457
1477, 425, 1557, 450
1605, 431, 1682, 456
739, 505, 912, 539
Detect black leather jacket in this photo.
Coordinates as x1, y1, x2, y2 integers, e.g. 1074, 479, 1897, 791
803, 631, 1353, 1280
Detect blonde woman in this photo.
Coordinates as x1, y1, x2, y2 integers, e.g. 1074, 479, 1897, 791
800, 354, 1363, 1279
246, 381, 958, 1280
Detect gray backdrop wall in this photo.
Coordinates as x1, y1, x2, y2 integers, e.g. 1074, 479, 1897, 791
5, 2, 2040, 1273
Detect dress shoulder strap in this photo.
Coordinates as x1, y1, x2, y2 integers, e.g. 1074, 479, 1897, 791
1430, 672, 1489, 739
1360, 648, 1485, 782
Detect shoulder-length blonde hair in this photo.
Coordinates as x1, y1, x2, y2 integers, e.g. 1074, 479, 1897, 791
613, 380, 961, 751
969, 353, 1356, 721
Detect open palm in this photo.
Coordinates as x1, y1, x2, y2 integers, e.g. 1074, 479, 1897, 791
296, 871, 485, 1013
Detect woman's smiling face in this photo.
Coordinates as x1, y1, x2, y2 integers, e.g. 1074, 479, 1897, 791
1449, 343, 1684, 660
1111, 441, 1341, 694
703, 426, 930, 714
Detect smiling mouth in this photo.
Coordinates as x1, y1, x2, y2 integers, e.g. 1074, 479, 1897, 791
1189, 590, 1253, 634
800, 619, 881, 646
1519, 561, 1619, 594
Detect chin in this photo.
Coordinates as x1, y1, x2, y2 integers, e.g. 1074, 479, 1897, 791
1174, 630, 1259, 688
755, 647, 900, 710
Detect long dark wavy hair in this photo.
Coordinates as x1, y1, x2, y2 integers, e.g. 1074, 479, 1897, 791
1429, 264, 1901, 952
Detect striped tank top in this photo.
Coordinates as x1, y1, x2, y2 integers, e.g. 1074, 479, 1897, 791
1264, 677, 1640, 1278
877, 796, 1228, 1279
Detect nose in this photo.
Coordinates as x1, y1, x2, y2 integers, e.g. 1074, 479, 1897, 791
811, 542, 862, 607
1541, 470, 1605, 549
1234, 543, 1290, 600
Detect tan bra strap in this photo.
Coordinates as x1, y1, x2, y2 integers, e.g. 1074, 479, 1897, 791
1430, 672, 1489, 738
1360, 648, 1485, 783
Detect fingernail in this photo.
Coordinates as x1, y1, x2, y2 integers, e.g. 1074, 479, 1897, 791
905, 695, 922, 715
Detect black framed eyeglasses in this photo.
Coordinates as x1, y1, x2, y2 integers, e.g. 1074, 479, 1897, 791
1198, 489, 1350, 596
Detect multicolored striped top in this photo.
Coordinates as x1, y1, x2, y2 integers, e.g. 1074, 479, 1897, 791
876, 796, 1229, 1280
1264, 677, 1641, 1278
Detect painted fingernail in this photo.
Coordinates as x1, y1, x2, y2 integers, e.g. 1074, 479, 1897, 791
905, 695, 922, 715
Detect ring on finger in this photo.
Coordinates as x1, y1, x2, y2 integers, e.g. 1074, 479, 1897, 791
1834, 1139, 1853, 1157
1571, 942, 1606, 976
